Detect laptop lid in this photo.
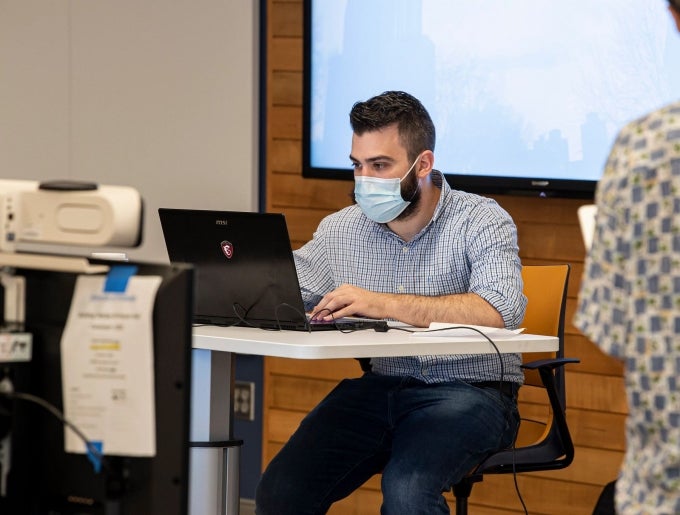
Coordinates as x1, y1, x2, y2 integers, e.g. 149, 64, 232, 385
158, 208, 309, 328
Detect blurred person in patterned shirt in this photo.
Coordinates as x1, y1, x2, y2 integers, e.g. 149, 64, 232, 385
575, 2, 680, 513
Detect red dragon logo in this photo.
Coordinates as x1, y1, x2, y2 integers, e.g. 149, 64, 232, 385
220, 240, 234, 259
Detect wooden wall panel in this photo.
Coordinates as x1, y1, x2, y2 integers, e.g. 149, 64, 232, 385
567, 409, 627, 451
567, 333, 624, 375
270, 1, 302, 37
269, 139, 301, 174
269, 37, 301, 71
265, 356, 361, 380
269, 173, 354, 210
263, 0, 624, 512
271, 70, 302, 105
270, 105, 302, 138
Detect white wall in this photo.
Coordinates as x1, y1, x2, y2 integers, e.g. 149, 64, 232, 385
0, 0, 259, 262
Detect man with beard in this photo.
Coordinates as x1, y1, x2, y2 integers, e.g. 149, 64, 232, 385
255, 90, 527, 515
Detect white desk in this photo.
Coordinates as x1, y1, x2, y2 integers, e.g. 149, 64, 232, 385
189, 325, 558, 515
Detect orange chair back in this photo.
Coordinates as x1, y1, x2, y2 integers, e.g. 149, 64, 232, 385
520, 265, 569, 338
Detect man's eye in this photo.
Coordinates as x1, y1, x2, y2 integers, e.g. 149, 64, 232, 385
351, 162, 361, 170
373, 162, 386, 170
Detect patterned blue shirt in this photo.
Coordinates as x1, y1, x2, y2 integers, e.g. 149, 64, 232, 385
575, 101, 680, 513
294, 171, 526, 385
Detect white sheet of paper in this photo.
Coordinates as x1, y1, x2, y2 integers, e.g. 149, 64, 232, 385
60, 274, 161, 456
410, 323, 525, 339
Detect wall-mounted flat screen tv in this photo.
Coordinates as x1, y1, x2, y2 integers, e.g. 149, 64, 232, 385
303, 0, 680, 198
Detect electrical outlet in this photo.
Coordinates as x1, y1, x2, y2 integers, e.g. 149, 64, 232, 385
233, 381, 255, 421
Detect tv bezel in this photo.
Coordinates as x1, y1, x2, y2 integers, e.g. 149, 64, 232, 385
301, 0, 597, 200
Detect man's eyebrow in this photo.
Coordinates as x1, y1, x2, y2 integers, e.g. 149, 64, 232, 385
349, 154, 395, 163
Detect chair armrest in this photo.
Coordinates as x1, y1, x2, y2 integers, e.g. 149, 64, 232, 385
521, 357, 580, 371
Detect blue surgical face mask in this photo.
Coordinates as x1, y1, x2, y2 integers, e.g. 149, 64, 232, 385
354, 155, 421, 223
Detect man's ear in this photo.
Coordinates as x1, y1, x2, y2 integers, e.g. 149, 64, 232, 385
417, 150, 435, 176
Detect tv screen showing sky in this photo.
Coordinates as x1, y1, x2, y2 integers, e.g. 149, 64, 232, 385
307, 0, 680, 185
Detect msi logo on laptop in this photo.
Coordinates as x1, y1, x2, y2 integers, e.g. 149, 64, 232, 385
220, 240, 234, 259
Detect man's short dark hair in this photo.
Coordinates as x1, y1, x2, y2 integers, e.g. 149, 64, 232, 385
349, 91, 436, 161
670, 0, 680, 13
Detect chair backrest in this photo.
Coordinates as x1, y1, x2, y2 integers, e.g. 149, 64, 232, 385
520, 264, 569, 342
520, 265, 569, 393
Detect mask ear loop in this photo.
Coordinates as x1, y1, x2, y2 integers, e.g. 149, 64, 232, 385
399, 153, 421, 182
400, 153, 423, 202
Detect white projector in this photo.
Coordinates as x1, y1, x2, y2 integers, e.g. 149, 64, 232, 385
0, 179, 143, 252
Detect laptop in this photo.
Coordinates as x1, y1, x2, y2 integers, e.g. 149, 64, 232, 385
158, 208, 388, 332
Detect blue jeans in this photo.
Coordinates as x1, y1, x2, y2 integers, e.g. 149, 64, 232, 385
255, 373, 519, 515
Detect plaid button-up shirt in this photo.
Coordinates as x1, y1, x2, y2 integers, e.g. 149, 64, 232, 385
294, 171, 526, 384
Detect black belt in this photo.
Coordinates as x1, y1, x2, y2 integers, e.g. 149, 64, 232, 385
469, 381, 517, 398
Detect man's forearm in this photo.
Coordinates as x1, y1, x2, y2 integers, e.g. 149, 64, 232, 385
383, 292, 504, 328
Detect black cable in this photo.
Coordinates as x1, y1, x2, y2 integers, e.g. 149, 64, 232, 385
508, 418, 548, 515
276, 302, 312, 332
390, 323, 529, 513
232, 302, 260, 328
197, 293, 384, 333
0, 390, 108, 472
511, 446, 529, 515
228, 301, 311, 332
232, 301, 313, 332
389, 324, 507, 398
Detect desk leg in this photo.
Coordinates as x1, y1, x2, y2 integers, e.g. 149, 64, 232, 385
189, 349, 242, 515
223, 445, 241, 513
189, 445, 241, 515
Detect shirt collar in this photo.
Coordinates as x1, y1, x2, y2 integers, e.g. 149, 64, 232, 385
386, 170, 450, 244
429, 169, 450, 223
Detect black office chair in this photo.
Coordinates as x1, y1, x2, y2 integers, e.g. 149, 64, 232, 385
451, 264, 580, 514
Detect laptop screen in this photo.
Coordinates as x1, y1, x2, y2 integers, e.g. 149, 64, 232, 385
158, 208, 308, 327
